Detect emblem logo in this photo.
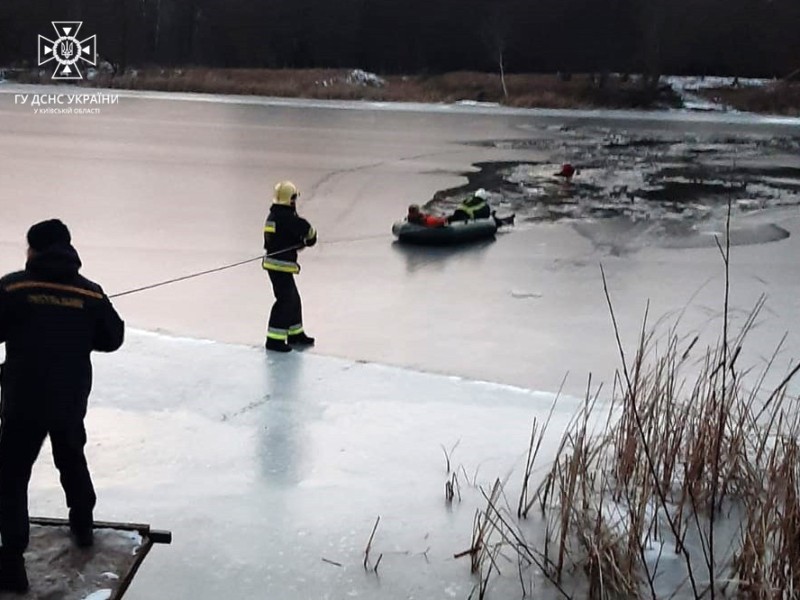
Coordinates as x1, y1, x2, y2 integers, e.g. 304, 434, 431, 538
38, 22, 97, 80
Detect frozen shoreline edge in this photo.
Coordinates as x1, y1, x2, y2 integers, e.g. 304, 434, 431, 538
118, 327, 570, 404
2, 83, 800, 127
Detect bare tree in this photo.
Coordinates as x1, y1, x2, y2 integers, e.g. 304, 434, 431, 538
640, 0, 665, 90
482, 3, 511, 100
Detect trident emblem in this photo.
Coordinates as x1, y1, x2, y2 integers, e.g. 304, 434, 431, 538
38, 22, 97, 80
60, 40, 75, 60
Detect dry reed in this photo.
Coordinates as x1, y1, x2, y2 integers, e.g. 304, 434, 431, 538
461, 207, 800, 598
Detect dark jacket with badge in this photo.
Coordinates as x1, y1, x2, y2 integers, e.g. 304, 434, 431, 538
262, 204, 317, 274
0, 243, 124, 426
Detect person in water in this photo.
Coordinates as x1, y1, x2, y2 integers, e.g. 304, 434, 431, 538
407, 204, 447, 228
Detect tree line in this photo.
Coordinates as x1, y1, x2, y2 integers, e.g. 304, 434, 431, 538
1, 0, 798, 78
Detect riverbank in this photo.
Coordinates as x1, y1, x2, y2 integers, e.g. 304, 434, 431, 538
6, 68, 685, 110
700, 82, 800, 116
8, 67, 799, 115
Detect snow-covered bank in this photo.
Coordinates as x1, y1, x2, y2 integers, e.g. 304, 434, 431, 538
665, 75, 772, 111
666, 76, 772, 92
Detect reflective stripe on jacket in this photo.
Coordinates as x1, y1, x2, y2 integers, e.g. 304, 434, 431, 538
457, 198, 488, 219
451, 196, 491, 222
262, 204, 316, 274
0, 244, 125, 426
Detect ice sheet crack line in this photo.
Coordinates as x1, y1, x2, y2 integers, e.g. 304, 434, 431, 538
221, 395, 270, 422
305, 149, 468, 202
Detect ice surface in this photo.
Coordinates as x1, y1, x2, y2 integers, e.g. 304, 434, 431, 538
0, 86, 798, 598
16, 318, 797, 598
22, 329, 580, 599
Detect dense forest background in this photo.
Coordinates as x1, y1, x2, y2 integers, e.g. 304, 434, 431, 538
1, 0, 798, 77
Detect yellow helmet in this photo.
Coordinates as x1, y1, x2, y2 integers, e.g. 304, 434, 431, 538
273, 181, 299, 206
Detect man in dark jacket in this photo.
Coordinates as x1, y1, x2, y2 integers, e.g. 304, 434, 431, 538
0, 219, 124, 593
262, 181, 317, 353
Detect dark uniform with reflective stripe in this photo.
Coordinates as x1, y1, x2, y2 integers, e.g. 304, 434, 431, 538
263, 204, 317, 344
448, 195, 491, 223
0, 243, 124, 557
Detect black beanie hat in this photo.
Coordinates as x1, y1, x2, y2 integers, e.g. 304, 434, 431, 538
27, 219, 72, 251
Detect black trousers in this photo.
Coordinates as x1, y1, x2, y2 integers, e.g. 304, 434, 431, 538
267, 271, 303, 340
0, 418, 96, 555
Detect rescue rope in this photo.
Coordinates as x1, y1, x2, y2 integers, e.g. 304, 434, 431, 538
109, 254, 269, 299
109, 233, 391, 299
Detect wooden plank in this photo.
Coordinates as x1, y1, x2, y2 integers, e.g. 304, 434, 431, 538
27, 517, 171, 599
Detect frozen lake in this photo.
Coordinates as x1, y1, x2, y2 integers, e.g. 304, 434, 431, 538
0, 85, 799, 598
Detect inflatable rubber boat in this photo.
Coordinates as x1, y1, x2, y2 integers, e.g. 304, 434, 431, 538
392, 217, 499, 245
393, 214, 515, 245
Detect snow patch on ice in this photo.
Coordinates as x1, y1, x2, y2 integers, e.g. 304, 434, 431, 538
455, 100, 501, 108
510, 290, 543, 299
682, 96, 730, 112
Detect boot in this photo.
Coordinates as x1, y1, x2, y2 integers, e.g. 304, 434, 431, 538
70, 524, 94, 548
0, 551, 29, 594
70, 510, 94, 548
287, 333, 315, 346
265, 338, 292, 353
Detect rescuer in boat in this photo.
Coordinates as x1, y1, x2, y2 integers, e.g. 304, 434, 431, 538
447, 188, 492, 223
263, 181, 317, 353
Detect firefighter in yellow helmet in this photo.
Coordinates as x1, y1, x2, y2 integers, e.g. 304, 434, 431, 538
262, 181, 317, 352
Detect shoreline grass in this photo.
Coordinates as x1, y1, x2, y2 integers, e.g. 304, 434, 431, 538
455, 205, 800, 598
8, 67, 798, 114
10, 68, 682, 110
701, 82, 800, 117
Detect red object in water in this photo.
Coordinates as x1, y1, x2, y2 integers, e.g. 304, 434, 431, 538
408, 211, 447, 228
421, 215, 448, 228
555, 163, 577, 179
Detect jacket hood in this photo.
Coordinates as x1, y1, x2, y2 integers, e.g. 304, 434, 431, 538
25, 243, 82, 280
